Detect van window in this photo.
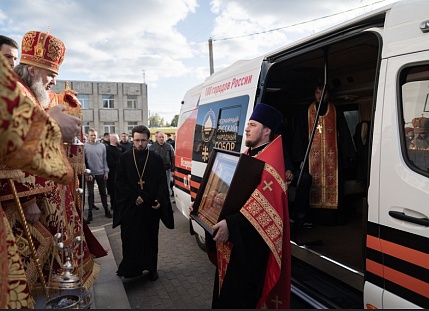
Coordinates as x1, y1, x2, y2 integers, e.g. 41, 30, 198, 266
400, 64, 429, 175
192, 95, 249, 163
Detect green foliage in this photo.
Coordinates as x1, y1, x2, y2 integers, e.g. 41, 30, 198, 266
149, 113, 165, 127
170, 115, 179, 127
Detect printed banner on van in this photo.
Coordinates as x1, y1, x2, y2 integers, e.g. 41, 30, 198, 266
192, 95, 249, 163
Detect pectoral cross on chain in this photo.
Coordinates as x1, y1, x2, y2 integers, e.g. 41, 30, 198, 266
138, 179, 145, 190
317, 124, 323, 133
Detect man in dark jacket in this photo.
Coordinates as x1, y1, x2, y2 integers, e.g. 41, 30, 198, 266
106, 133, 123, 211
120, 132, 133, 152
149, 131, 175, 196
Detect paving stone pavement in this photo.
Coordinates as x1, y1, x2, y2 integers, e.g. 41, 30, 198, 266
87, 185, 215, 309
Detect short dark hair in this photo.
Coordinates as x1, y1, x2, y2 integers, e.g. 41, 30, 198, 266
132, 125, 150, 138
0, 35, 18, 49
103, 132, 110, 137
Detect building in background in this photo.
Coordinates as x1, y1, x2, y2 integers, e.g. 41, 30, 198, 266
52, 80, 148, 136
147, 127, 177, 142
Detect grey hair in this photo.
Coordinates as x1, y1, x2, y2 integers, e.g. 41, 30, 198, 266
14, 64, 32, 86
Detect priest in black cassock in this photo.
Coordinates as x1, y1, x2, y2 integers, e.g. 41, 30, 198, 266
210, 104, 291, 309
113, 125, 173, 281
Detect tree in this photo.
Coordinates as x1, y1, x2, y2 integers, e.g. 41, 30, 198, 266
171, 115, 179, 127
149, 113, 165, 127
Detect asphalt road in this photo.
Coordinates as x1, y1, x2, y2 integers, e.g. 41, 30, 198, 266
88, 189, 312, 309
88, 192, 214, 309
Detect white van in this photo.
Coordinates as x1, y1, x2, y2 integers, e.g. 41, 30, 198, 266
173, 0, 429, 308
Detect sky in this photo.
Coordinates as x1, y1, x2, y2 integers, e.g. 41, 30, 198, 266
0, 0, 398, 123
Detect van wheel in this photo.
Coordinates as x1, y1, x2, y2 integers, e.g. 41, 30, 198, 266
195, 233, 207, 251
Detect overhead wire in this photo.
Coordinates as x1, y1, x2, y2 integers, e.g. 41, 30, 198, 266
213, 0, 390, 42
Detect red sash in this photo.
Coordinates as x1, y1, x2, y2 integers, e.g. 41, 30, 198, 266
308, 102, 339, 209
216, 136, 291, 308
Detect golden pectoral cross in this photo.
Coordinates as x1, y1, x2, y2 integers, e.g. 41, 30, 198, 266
317, 124, 323, 133
138, 179, 145, 190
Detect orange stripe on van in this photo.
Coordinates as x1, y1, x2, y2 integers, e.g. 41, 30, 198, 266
175, 171, 189, 181
190, 179, 200, 190
190, 178, 201, 199
380, 238, 429, 270
384, 265, 429, 299
175, 171, 187, 178
175, 180, 187, 189
366, 232, 429, 301
366, 235, 382, 252
366, 259, 384, 278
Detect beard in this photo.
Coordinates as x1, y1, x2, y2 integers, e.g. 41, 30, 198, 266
245, 138, 255, 147
30, 76, 50, 108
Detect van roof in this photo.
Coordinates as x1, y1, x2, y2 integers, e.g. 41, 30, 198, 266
265, 0, 429, 61
264, 1, 393, 60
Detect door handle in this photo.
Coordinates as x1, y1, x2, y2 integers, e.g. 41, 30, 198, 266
389, 211, 429, 227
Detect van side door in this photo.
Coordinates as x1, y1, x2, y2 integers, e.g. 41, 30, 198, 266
375, 50, 429, 309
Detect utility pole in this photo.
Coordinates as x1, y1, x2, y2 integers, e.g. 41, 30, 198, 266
208, 38, 214, 75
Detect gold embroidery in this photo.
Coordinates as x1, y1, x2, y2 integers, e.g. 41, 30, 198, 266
266, 223, 281, 240
256, 213, 271, 227
0, 57, 73, 185
3, 213, 33, 309
241, 188, 284, 267
47, 37, 65, 62
265, 163, 286, 192
34, 42, 44, 57
21, 31, 36, 53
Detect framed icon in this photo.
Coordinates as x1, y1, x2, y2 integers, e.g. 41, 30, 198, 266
191, 148, 264, 235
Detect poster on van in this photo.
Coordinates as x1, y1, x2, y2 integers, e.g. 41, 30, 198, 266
192, 95, 249, 163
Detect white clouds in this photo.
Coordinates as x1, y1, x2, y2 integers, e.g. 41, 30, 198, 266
207, 0, 396, 66
0, 0, 397, 121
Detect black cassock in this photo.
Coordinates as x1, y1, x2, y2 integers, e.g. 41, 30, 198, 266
209, 144, 270, 309
210, 213, 270, 309
113, 148, 170, 277
106, 144, 122, 211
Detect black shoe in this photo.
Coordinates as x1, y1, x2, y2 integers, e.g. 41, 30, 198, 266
92, 205, 100, 210
117, 271, 143, 279
105, 210, 112, 218
87, 212, 93, 222
148, 271, 159, 281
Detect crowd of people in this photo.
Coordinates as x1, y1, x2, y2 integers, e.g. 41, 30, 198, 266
83, 129, 176, 286
84, 129, 176, 221
0, 29, 289, 310
0, 30, 179, 308
0, 30, 292, 310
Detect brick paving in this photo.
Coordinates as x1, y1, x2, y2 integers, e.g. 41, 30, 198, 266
87, 186, 214, 309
